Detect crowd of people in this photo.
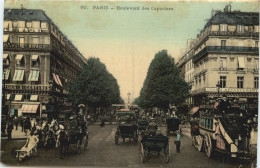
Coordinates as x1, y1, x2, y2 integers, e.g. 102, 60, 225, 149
2, 116, 34, 140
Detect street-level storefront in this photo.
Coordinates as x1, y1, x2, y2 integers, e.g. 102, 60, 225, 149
192, 87, 258, 113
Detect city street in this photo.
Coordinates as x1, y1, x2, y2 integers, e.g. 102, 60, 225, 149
1, 124, 252, 167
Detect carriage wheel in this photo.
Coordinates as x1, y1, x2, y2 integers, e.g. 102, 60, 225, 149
164, 143, 170, 163
84, 135, 88, 151
140, 143, 145, 163
204, 133, 212, 158
58, 141, 65, 159
196, 135, 204, 152
76, 140, 81, 154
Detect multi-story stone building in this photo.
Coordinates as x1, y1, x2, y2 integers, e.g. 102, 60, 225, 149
176, 39, 196, 110
177, 5, 259, 113
2, 8, 87, 118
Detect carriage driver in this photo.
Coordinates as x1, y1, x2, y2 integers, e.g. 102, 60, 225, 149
146, 118, 158, 136
67, 116, 78, 141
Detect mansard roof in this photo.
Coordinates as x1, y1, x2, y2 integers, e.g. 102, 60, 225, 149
4, 8, 51, 21
204, 11, 259, 29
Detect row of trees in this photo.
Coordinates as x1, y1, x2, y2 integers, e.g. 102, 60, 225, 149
135, 50, 189, 112
68, 57, 124, 113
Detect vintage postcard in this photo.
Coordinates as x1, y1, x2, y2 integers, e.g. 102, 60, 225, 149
0, 0, 259, 167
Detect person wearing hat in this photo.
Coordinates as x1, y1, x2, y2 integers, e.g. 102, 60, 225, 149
7, 119, 14, 141
175, 129, 181, 153
218, 95, 231, 114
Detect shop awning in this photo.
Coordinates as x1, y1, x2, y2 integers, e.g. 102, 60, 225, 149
56, 75, 63, 86
21, 104, 39, 113
52, 73, 62, 86
52, 73, 60, 86
3, 54, 9, 59
31, 55, 39, 60
30, 95, 38, 101
189, 107, 199, 115
16, 54, 24, 60
14, 94, 23, 101
28, 70, 40, 81
3, 35, 9, 42
13, 69, 25, 81
2, 69, 10, 80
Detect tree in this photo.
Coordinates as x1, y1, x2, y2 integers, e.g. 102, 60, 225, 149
68, 57, 123, 113
137, 50, 189, 112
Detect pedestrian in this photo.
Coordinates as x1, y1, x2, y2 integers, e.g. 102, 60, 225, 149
175, 130, 181, 153
14, 116, 19, 130
24, 117, 31, 136
7, 120, 14, 141
20, 116, 24, 132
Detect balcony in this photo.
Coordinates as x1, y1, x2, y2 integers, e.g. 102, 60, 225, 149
4, 84, 51, 92
194, 31, 259, 49
193, 46, 259, 63
3, 43, 51, 51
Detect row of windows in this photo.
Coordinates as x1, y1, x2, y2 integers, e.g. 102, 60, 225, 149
194, 75, 258, 89
219, 76, 258, 89
4, 20, 48, 29
219, 24, 259, 33
220, 40, 259, 48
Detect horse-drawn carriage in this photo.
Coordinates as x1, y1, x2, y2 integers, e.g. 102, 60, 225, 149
137, 120, 149, 137
166, 117, 181, 136
139, 123, 170, 163
115, 109, 138, 144
190, 104, 252, 160
58, 112, 88, 159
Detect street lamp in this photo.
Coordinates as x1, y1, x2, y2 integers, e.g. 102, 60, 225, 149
216, 81, 221, 99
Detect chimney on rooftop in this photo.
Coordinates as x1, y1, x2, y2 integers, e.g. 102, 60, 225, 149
224, 4, 232, 13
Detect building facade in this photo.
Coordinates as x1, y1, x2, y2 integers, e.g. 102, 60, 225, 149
2, 8, 87, 118
177, 5, 259, 113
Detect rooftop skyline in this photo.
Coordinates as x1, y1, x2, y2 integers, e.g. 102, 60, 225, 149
3, 0, 259, 102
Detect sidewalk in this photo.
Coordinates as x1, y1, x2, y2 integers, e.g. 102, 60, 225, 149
1, 125, 29, 141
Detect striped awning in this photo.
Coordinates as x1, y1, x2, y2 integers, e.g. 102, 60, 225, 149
189, 107, 199, 115
3, 54, 9, 59
56, 75, 63, 86
3, 35, 9, 42
30, 95, 38, 101
13, 69, 25, 81
2, 69, 10, 80
21, 104, 39, 113
14, 94, 23, 101
16, 54, 24, 60
52, 73, 62, 86
31, 55, 39, 60
28, 70, 40, 81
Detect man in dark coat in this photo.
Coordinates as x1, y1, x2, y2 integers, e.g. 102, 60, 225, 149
20, 117, 24, 132
7, 120, 14, 141
218, 95, 231, 114
24, 117, 31, 136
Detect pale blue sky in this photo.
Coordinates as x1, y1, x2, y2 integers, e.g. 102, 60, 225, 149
3, 0, 259, 101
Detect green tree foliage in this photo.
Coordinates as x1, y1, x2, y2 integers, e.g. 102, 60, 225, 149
68, 57, 123, 110
138, 50, 189, 110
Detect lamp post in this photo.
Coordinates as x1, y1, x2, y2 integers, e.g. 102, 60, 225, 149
216, 81, 221, 99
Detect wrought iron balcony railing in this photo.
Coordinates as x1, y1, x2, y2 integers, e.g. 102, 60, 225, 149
193, 46, 259, 62
194, 31, 259, 50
